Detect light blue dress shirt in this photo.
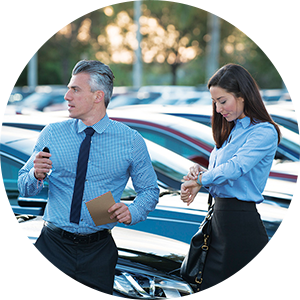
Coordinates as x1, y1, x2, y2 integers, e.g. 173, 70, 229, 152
201, 116, 278, 203
18, 114, 159, 234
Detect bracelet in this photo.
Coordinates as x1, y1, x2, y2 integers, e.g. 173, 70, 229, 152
197, 171, 205, 186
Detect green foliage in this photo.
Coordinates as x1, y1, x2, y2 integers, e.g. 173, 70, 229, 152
110, 64, 133, 86
15, 2, 282, 89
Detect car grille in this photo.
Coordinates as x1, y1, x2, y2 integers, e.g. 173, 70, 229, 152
264, 290, 300, 300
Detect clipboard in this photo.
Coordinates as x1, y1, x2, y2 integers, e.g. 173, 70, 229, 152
85, 191, 117, 226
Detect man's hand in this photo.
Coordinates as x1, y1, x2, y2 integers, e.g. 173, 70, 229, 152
108, 203, 132, 225
33, 150, 52, 180
181, 180, 201, 206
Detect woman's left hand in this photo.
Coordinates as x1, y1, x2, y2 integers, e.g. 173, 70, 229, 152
181, 180, 201, 206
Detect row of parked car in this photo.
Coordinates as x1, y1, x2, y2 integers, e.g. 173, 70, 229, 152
0, 119, 290, 297
2, 85, 298, 298
8, 85, 292, 113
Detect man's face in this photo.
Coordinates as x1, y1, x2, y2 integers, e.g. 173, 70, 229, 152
64, 72, 98, 123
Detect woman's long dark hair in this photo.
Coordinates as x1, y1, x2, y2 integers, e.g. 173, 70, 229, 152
208, 64, 281, 148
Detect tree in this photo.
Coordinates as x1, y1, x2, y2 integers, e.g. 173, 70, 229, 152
222, 0, 300, 89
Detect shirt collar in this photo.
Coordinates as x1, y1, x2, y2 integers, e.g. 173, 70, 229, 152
234, 116, 251, 129
77, 113, 110, 134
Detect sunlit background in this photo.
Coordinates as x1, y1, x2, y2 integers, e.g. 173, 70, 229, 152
11, 1, 284, 92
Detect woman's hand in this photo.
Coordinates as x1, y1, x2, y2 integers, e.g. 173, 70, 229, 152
183, 163, 204, 181
181, 180, 201, 206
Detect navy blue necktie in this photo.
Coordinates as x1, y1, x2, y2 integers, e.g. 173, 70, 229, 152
70, 127, 95, 224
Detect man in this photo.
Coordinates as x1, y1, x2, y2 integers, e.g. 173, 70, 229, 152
18, 60, 159, 294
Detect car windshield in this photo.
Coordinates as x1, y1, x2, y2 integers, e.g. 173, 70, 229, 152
280, 126, 300, 151
21, 93, 50, 106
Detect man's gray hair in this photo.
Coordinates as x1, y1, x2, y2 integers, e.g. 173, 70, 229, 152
72, 60, 115, 108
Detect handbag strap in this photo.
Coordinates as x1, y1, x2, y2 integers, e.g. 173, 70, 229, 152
208, 193, 213, 210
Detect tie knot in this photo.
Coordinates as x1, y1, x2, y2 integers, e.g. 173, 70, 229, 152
84, 127, 95, 136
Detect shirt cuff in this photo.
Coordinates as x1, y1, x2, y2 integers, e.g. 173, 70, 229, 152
29, 168, 39, 182
200, 170, 212, 187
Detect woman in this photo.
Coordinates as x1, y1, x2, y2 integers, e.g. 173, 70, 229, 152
181, 63, 281, 290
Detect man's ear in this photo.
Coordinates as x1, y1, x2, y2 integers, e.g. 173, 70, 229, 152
94, 90, 105, 103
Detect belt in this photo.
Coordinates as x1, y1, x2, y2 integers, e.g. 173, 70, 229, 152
44, 221, 110, 244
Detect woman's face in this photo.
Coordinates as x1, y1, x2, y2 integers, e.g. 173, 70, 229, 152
210, 86, 245, 122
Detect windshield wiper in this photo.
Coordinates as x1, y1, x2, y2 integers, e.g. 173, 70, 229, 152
0, 215, 35, 225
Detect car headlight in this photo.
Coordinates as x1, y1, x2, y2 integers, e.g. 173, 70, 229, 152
269, 238, 300, 261
114, 266, 193, 298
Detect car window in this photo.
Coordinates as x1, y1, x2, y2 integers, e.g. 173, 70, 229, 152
1, 155, 22, 191
52, 95, 65, 105
130, 126, 209, 166
0, 155, 23, 205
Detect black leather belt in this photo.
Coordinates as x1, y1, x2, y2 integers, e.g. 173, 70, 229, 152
44, 221, 110, 244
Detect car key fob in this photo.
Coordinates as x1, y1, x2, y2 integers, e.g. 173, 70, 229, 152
42, 146, 50, 155
42, 147, 52, 175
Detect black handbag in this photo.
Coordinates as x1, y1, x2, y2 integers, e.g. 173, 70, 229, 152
180, 194, 214, 289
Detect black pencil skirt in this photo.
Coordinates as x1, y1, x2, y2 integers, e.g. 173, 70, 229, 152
200, 197, 269, 291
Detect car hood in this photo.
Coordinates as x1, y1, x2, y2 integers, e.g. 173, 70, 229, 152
156, 193, 300, 244
19, 216, 189, 271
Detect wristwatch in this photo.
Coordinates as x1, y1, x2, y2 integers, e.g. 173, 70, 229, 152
197, 171, 205, 186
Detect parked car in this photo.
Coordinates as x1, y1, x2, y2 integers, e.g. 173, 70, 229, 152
18, 214, 194, 298
5, 104, 44, 116
109, 91, 162, 109
0, 194, 300, 300
0, 86, 32, 104
11, 86, 68, 113
0, 125, 201, 215
268, 99, 300, 112
115, 104, 300, 156
108, 110, 300, 176
0, 278, 64, 300
0, 125, 199, 215
4, 107, 299, 164
0, 128, 300, 299
260, 89, 289, 103
265, 104, 298, 133
114, 104, 213, 127
278, 90, 300, 102
150, 90, 212, 106
2, 112, 215, 167
2, 113, 298, 197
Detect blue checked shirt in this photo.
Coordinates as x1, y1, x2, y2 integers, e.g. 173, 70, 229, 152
201, 117, 278, 203
18, 114, 159, 234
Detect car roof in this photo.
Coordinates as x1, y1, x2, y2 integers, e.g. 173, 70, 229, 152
0, 126, 39, 159
0, 122, 193, 190
108, 110, 215, 154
